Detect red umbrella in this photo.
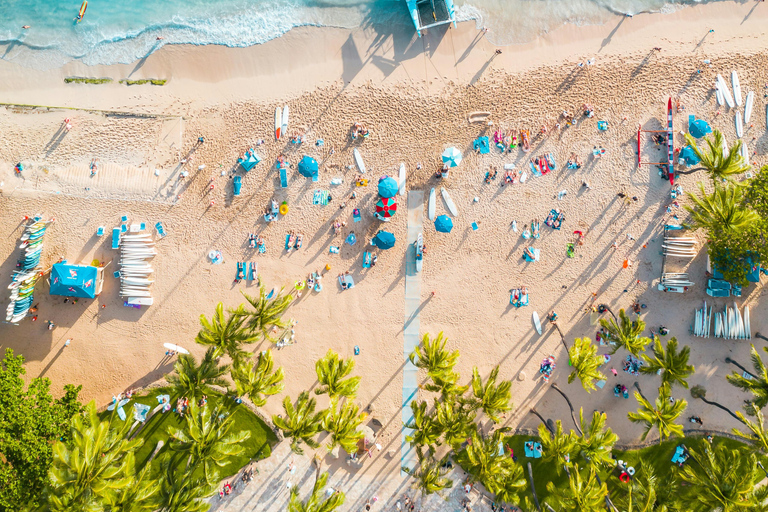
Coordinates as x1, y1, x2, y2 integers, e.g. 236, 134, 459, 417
375, 196, 397, 218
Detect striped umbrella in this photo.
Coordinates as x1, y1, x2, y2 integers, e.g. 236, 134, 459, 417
375, 196, 397, 218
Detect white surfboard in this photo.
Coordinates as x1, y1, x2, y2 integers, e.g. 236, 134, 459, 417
740, 143, 748, 162
275, 107, 281, 140
721, 134, 729, 158
736, 113, 743, 138
715, 85, 724, 107
398, 163, 406, 196
353, 148, 366, 173
428, 188, 436, 221
532, 311, 542, 335
281, 105, 289, 138
732, 71, 741, 106
745, 306, 750, 338
717, 74, 734, 108
520, 170, 527, 183
441, 187, 458, 217
745, 91, 754, 124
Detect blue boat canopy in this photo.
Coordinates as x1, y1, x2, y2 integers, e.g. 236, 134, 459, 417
405, 0, 456, 37
50, 262, 104, 299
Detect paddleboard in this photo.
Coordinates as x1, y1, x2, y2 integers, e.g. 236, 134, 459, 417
428, 188, 436, 220
736, 113, 743, 138
745, 306, 751, 338
745, 91, 754, 124
512, 220, 518, 233
353, 148, 366, 173
281, 105, 289, 138
715, 85, 724, 107
398, 163, 406, 196
274, 107, 281, 140
721, 134, 729, 158
75, 0, 87, 22
732, 71, 742, 106
532, 311, 542, 335
717, 74, 735, 108
441, 187, 458, 217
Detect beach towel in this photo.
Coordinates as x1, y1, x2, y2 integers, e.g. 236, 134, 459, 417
258, 242, 266, 254
338, 274, 354, 290
362, 252, 372, 268
312, 190, 330, 206
294, 234, 303, 249
473, 136, 490, 154
285, 234, 294, 251
567, 243, 575, 258
236, 262, 245, 280
353, 209, 361, 222
597, 121, 608, 131
329, 246, 340, 254
345, 233, 357, 246
524, 441, 535, 458
529, 160, 542, 177
247, 262, 257, 280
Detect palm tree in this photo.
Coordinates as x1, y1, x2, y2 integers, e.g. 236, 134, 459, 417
410, 453, 454, 499
195, 302, 257, 359
551, 383, 583, 435
685, 182, 759, 234
456, 430, 523, 495
165, 347, 229, 400
106, 463, 160, 512
231, 349, 284, 406
612, 459, 679, 512
167, 401, 250, 484
575, 409, 618, 470
288, 471, 345, 512
315, 349, 361, 402
567, 337, 608, 392
545, 464, 607, 512
679, 444, 758, 512
679, 130, 751, 180
322, 400, 364, 455
538, 421, 576, 475
409, 332, 459, 379
405, 400, 441, 452
155, 454, 217, 512
628, 383, 686, 444
242, 287, 294, 343
493, 465, 527, 507
44, 402, 142, 511
273, 391, 325, 455
432, 398, 475, 450
640, 336, 694, 389
599, 309, 650, 357
471, 365, 513, 422
690, 384, 742, 422
424, 370, 467, 398
727, 344, 768, 412
734, 403, 768, 452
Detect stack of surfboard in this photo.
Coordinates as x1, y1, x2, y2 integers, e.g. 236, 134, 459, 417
662, 235, 696, 259
119, 233, 156, 306
661, 272, 694, 288
6, 217, 51, 323
698, 301, 751, 340
716, 71, 757, 163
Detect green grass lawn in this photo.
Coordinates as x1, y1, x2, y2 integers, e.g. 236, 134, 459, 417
502, 434, 766, 507
101, 387, 277, 480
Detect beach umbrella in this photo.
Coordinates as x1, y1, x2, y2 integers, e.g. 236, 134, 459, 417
434, 215, 453, 233
163, 343, 190, 355
689, 118, 712, 139
298, 156, 318, 178
372, 230, 396, 250
377, 176, 399, 198
375, 196, 397, 218
442, 147, 463, 167
679, 145, 701, 167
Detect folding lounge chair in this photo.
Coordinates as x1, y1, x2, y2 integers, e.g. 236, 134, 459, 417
280, 166, 288, 188
112, 228, 121, 249
233, 175, 242, 196
96, 226, 105, 236
155, 222, 166, 238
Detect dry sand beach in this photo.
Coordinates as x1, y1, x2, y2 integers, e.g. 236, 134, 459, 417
1, 1, 768, 509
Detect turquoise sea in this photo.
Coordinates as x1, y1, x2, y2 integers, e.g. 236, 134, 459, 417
0, 0, 716, 69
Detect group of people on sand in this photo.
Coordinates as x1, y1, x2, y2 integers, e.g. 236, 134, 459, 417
492, 128, 528, 152
350, 122, 370, 140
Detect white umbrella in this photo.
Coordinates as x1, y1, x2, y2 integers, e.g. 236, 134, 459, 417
163, 343, 190, 354
441, 147, 462, 167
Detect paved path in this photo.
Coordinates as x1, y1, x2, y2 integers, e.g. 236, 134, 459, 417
401, 191, 424, 476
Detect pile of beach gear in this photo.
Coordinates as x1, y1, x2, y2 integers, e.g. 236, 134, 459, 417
6, 217, 51, 323
118, 229, 156, 306
693, 301, 750, 339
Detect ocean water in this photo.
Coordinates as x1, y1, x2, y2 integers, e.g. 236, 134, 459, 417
0, 0, 708, 69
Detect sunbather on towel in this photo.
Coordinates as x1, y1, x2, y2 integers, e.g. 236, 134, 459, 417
545, 211, 556, 227
532, 220, 540, 239
248, 234, 256, 248
294, 234, 303, 249
524, 247, 536, 260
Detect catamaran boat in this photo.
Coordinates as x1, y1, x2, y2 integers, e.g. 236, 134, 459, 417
405, 0, 456, 37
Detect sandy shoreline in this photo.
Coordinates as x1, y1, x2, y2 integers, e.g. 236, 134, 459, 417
1, 1, 768, 497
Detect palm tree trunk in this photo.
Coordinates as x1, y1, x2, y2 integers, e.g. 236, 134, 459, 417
530, 408, 554, 434
601, 305, 617, 321
755, 333, 768, 342
725, 357, 754, 378
551, 322, 568, 353
543, 504, 557, 512
595, 474, 619, 512
676, 167, 707, 175
551, 384, 583, 436
695, 395, 744, 424
527, 462, 541, 511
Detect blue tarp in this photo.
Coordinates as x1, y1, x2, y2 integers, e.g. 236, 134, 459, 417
50, 262, 100, 299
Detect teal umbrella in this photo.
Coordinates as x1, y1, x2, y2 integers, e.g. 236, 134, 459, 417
372, 231, 396, 250
679, 145, 701, 167
378, 176, 398, 198
298, 156, 318, 178
689, 118, 712, 139
434, 215, 453, 233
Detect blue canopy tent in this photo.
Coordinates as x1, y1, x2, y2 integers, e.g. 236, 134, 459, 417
434, 215, 453, 233
679, 145, 701, 167
688, 116, 712, 139
372, 231, 396, 250
377, 176, 399, 198
298, 156, 319, 179
473, 136, 490, 154
50, 262, 103, 299
238, 149, 261, 172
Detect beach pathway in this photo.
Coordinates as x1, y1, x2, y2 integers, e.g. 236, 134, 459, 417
401, 190, 423, 476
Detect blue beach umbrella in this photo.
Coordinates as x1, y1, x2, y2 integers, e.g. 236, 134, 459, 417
372, 230, 396, 250
679, 145, 701, 167
442, 147, 462, 167
298, 156, 318, 178
377, 176, 399, 198
689, 118, 712, 139
434, 215, 453, 233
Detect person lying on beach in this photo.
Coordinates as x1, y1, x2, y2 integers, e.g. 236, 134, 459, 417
248, 234, 256, 248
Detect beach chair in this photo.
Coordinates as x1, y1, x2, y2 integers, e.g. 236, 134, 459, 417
96, 226, 105, 236
338, 274, 354, 290
121, 215, 128, 223
353, 209, 361, 222
233, 175, 242, 196
279, 166, 288, 188
329, 246, 340, 254
706, 288, 730, 298
139, 222, 146, 231
155, 222, 166, 238
362, 252, 372, 268
112, 228, 121, 249
121, 224, 128, 233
